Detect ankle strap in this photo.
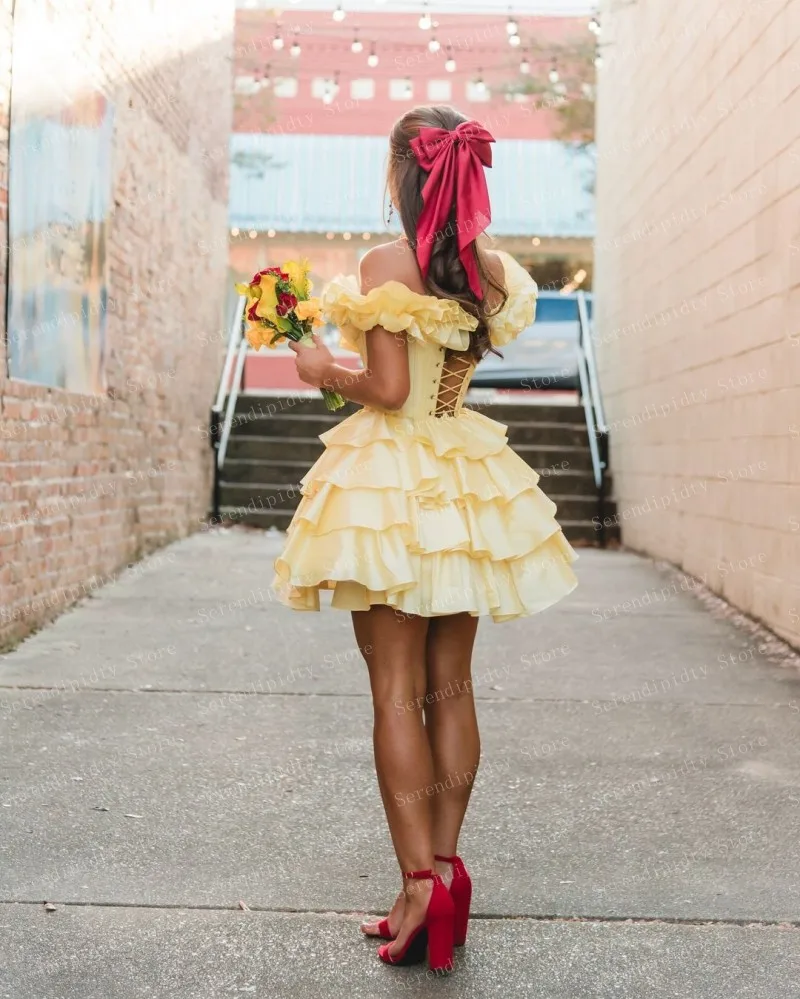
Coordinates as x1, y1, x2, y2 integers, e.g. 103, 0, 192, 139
434, 854, 459, 863
402, 868, 435, 880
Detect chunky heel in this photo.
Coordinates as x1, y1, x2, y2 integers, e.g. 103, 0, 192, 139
426, 907, 455, 973
377, 869, 455, 973
435, 854, 472, 947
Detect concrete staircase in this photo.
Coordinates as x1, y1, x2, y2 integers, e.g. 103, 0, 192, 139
217, 394, 617, 545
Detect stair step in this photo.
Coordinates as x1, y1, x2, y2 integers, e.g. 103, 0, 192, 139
225, 435, 595, 471
218, 507, 618, 545
220, 462, 599, 497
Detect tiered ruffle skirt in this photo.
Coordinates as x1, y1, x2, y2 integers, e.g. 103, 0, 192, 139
273, 408, 578, 622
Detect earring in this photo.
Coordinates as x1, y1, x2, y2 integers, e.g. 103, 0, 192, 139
387, 199, 395, 225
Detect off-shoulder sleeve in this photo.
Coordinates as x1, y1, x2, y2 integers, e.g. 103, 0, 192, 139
321, 276, 478, 354
489, 251, 538, 347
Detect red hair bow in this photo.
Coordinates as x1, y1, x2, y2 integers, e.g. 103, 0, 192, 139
410, 120, 495, 300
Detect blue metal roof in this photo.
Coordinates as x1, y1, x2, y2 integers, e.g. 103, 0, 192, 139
229, 133, 595, 237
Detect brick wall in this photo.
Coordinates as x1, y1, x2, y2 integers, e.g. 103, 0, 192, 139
0, 0, 234, 648
594, 0, 800, 646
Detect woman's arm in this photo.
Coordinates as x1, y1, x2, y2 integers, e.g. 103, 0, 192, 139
289, 247, 411, 410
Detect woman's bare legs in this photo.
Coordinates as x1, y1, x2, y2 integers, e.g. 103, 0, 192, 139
353, 610, 405, 937
353, 606, 440, 956
423, 614, 480, 885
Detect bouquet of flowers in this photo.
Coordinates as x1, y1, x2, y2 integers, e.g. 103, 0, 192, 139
235, 259, 345, 412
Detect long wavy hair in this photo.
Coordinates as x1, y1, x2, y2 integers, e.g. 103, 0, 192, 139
387, 105, 507, 361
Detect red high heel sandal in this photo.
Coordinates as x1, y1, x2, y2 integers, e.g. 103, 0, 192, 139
435, 854, 472, 946
377, 869, 455, 973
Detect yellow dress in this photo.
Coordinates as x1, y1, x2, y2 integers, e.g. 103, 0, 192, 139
273, 251, 578, 621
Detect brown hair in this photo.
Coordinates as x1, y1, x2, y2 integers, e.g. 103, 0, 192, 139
388, 105, 507, 361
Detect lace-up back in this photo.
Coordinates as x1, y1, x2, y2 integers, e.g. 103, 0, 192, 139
434, 350, 475, 417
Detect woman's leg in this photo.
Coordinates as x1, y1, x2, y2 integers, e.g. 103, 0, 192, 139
423, 613, 480, 881
353, 605, 440, 955
352, 609, 404, 937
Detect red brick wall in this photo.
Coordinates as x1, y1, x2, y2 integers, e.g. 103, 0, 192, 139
0, 0, 235, 648
234, 10, 591, 139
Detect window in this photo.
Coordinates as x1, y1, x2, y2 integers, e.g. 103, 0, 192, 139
311, 77, 328, 99
427, 79, 451, 101
274, 77, 298, 98
389, 78, 413, 100
532, 296, 579, 323
465, 80, 490, 103
350, 78, 375, 100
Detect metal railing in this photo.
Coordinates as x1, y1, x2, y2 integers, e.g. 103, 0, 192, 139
576, 290, 610, 546
209, 295, 247, 519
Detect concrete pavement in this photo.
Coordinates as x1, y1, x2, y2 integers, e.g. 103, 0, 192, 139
2, 528, 800, 997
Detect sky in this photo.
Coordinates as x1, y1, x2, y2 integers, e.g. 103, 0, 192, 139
238, 1, 597, 14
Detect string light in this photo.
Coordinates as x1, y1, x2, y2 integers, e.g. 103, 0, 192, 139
404, 76, 413, 98
445, 46, 456, 72
506, 14, 518, 36
589, 16, 601, 35
290, 32, 301, 57
267, 229, 276, 238
332, 3, 345, 22
594, 53, 603, 68
475, 69, 487, 93
248, 230, 257, 239
326, 232, 335, 240
231, 227, 240, 237
272, 29, 284, 50
362, 232, 371, 240
418, 2, 432, 30
509, 33, 521, 47
343, 232, 352, 240
351, 29, 362, 53
519, 51, 530, 74
367, 42, 379, 67
548, 63, 559, 83
428, 34, 440, 53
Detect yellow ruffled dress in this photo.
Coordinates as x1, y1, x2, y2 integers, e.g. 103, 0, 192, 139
273, 251, 578, 622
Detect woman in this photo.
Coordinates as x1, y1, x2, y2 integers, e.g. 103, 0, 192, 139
277, 105, 578, 973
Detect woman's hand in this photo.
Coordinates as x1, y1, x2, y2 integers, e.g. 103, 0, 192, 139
288, 333, 335, 389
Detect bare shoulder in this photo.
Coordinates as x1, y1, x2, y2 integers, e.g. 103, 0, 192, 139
359, 239, 424, 294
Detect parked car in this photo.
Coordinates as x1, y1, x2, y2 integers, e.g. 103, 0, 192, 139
470, 291, 592, 390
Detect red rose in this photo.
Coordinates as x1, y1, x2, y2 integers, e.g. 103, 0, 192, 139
253, 267, 282, 285
276, 292, 297, 317
247, 301, 259, 321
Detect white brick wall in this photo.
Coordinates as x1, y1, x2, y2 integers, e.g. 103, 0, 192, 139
594, 0, 800, 647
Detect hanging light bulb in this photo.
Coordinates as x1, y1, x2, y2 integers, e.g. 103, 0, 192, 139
351, 29, 363, 53
290, 32, 301, 57
509, 33, 521, 47
475, 69, 486, 93
519, 50, 530, 74
332, 3, 345, 22
506, 15, 518, 36
404, 76, 413, 98
589, 16, 601, 35
367, 43, 379, 67
418, 3, 432, 30
445, 46, 456, 72
333, 70, 340, 95
428, 34, 440, 53
548, 63, 559, 83
594, 53, 603, 68
272, 30, 284, 50
322, 85, 333, 105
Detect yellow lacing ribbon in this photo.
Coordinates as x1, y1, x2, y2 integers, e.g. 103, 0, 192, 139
434, 352, 474, 416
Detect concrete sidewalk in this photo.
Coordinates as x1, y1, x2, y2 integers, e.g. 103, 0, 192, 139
1, 529, 800, 997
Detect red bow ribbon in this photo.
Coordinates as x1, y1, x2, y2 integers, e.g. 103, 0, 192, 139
410, 120, 495, 300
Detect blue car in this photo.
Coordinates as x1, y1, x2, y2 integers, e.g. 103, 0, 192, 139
470, 291, 591, 390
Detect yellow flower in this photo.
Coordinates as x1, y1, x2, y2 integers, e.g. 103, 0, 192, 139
295, 297, 323, 325
254, 274, 279, 321
282, 258, 311, 298
246, 322, 274, 350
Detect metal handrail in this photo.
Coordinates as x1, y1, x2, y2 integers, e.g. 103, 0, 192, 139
577, 291, 607, 434
576, 290, 609, 546
209, 295, 247, 518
